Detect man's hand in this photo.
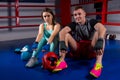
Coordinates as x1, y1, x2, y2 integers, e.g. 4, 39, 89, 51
94, 38, 104, 55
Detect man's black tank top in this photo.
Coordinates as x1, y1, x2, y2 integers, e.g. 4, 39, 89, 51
68, 19, 98, 42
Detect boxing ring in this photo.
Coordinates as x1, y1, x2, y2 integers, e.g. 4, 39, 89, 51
0, 0, 55, 29
0, 0, 120, 29
0, 0, 120, 80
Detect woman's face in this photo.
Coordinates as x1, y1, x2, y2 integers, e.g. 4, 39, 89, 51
42, 12, 53, 24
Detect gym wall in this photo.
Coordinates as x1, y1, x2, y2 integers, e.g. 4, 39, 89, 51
0, 1, 55, 41
0, 0, 120, 41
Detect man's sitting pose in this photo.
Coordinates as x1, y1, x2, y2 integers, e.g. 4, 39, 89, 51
53, 6, 106, 78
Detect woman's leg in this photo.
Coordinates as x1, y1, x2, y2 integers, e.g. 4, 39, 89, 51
26, 37, 47, 67
32, 38, 47, 58
49, 36, 59, 54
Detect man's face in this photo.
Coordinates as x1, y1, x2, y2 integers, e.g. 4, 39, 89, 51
73, 9, 86, 24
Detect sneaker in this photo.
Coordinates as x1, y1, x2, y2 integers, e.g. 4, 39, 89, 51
25, 57, 39, 68
52, 60, 68, 72
90, 63, 103, 78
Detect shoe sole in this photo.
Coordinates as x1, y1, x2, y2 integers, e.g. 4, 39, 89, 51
25, 62, 39, 68
90, 72, 99, 78
52, 66, 68, 72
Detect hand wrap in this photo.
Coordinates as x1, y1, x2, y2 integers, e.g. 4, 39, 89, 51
94, 38, 104, 51
42, 44, 50, 52
59, 41, 67, 51
32, 42, 38, 50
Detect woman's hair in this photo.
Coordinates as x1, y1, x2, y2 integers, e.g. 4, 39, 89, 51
41, 8, 55, 25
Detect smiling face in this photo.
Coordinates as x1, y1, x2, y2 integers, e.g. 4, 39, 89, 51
42, 12, 53, 24
73, 8, 86, 24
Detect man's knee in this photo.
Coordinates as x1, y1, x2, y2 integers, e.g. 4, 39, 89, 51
60, 27, 71, 36
65, 33, 71, 39
59, 28, 66, 35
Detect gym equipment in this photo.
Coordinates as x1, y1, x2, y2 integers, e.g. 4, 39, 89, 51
32, 42, 38, 50
94, 38, 103, 51
14, 48, 21, 54
20, 45, 32, 60
21, 51, 32, 61
21, 45, 30, 52
109, 34, 116, 40
42, 52, 58, 71
106, 33, 116, 40
14, 45, 31, 54
59, 41, 67, 50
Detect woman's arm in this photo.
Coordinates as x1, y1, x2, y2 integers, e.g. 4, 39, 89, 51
47, 23, 61, 44
35, 23, 44, 42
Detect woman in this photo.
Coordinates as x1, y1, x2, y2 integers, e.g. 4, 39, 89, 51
26, 8, 61, 68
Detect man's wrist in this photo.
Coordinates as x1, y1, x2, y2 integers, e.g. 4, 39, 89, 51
98, 38, 104, 40
35, 42, 38, 44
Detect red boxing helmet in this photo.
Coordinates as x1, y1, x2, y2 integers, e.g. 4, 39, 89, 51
42, 52, 58, 71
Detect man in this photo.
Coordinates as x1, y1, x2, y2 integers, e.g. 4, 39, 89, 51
53, 6, 106, 78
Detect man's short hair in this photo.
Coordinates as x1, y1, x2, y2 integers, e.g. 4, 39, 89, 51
74, 6, 83, 10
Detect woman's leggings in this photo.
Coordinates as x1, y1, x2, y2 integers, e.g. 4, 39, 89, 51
32, 37, 59, 57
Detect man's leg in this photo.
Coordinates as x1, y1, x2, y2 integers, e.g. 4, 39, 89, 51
59, 33, 77, 61
58, 26, 77, 61
91, 31, 105, 65
90, 31, 105, 78
53, 32, 77, 72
